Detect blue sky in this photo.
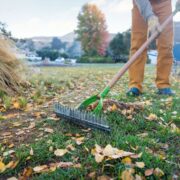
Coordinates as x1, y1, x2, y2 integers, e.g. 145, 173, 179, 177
0, 0, 179, 38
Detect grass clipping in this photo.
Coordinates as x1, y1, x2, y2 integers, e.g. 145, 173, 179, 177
0, 38, 23, 95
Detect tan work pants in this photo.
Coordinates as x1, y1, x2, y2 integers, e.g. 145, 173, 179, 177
129, 0, 173, 91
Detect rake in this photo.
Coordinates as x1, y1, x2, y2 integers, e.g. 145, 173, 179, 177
54, 10, 178, 132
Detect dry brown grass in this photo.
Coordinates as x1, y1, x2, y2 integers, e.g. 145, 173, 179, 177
0, 38, 23, 95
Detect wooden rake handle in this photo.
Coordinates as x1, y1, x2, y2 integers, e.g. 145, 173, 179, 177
108, 12, 176, 89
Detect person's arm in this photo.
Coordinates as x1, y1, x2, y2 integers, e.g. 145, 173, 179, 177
134, 0, 154, 22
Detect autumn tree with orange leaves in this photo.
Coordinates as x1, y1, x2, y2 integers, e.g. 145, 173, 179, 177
76, 4, 109, 56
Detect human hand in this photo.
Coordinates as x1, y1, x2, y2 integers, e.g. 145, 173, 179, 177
147, 15, 162, 37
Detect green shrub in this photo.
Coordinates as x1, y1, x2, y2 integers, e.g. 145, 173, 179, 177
77, 56, 113, 63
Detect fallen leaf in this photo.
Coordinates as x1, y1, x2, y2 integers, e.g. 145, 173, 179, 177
95, 153, 104, 163
16, 130, 25, 136
44, 128, 54, 134
3, 150, 15, 157
8, 143, 15, 148
30, 148, 34, 156
7, 177, 18, 180
22, 167, 33, 179
121, 157, 132, 165
111, 104, 117, 111
66, 144, 75, 151
73, 137, 85, 145
121, 169, 135, 180
135, 174, 142, 180
146, 113, 157, 121
49, 146, 53, 152
88, 171, 96, 178
13, 102, 20, 109
145, 168, 154, 176
33, 165, 48, 173
54, 149, 68, 157
103, 144, 120, 157
0, 161, 6, 172
6, 161, 19, 169
97, 175, 113, 180
28, 122, 36, 129
154, 168, 164, 177
136, 162, 145, 168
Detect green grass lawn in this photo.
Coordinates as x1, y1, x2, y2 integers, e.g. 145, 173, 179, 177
0, 64, 179, 180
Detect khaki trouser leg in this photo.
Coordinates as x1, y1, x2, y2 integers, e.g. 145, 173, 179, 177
129, 3, 148, 92
152, 0, 173, 89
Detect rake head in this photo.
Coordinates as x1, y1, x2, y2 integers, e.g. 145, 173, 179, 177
54, 103, 111, 132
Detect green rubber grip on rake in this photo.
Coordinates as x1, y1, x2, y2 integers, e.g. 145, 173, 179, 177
93, 86, 110, 114
100, 86, 110, 98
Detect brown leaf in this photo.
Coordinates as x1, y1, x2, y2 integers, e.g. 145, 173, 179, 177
88, 172, 96, 178
28, 122, 36, 129
97, 175, 113, 180
44, 128, 54, 134
121, 169, 134, 180
6, 161, 19, 169
73, 137, 85, 145
22, 167, 33, 179
145, 168, 154, 176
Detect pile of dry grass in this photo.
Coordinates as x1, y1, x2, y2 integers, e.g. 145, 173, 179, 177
0, 37, 23, 95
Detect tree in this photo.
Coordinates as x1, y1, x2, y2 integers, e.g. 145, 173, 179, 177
109, 33, 125, 57
76, 4, 109, 56
0, 22, 12, 38
51, 37, 64, 50
36, 47, 59, 61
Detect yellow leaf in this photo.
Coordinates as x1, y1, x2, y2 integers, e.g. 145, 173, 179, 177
136, 162, 145, 168
111, 104, 117, 112
154, 168, 164, 177
54, 149, 68, 157
13, 102, 20, 109
0, 161, 6, 172
122, 157, 132, 165
146, 113, 157, 121
95, 153, 104, 163
103, 144, 119, 157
